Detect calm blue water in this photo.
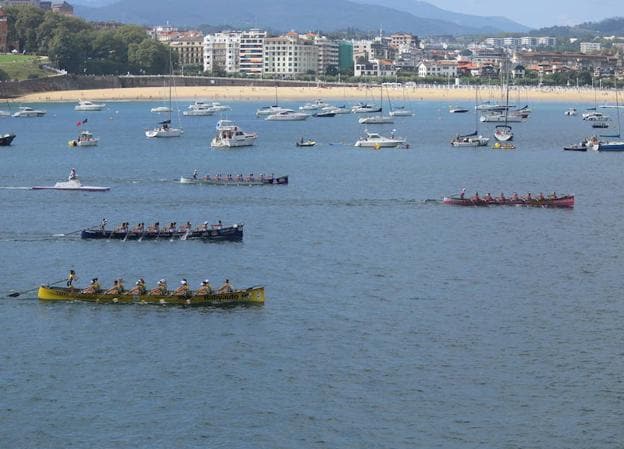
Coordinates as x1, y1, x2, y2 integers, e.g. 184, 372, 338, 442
1, 99, 623, 448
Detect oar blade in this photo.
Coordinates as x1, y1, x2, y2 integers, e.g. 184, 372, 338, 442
7, 292, 20, 297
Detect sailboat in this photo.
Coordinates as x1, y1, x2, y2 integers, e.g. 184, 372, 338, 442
256, 86, 293, 117
389, 85, 413, 117
451, 85, 489, 147
493, 75, 513, 142
146, 50, 182, 138
358, 85, 394, 124
592, 80, 624, 151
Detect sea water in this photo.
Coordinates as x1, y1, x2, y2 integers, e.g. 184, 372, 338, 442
1, 100, 623, 448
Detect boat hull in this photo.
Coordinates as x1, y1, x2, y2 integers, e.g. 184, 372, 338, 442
442, 195, 574, 208
0, 133, 16, 146
81, 225, 243, 241
32, 185, 110, 191
38, 285, 264, 306
179, 175, 288, 185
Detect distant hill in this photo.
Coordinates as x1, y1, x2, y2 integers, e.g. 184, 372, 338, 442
74, 0, 527, 35
353, 0, 530, 33
533, 17, 624, 37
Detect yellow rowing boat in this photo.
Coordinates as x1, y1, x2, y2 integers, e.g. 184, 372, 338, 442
37, 285, 265, 306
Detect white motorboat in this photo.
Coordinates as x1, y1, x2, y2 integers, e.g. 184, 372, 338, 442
150, 106, 172, 113
583, 111, 609, 122
354, 131, 406, 148
208, 102, 231, 111
449, 106, 469, 113
12, 106, 46, 117
358, 115, 394, 124
211, 120, 256, 148
451, 132, 490, 147
68, 130, 99, 147
256, 105, 294, 117
480, 112, 524, 123
74, 100, 106, 111
182, 101, 215, 116
146, 120, 183, 138
564, 108, 577, 116
299, 99, 330, 111
325, 105, 351, 114
265, 111, 309, 121
32, 177, 110, 192
389, 107, 413, 117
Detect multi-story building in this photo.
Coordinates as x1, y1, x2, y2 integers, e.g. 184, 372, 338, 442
389, 33, 418, 50
51, 1, 73, 15
313, 36, 339, 74
513, 50, 616, 72
485, 36, 556, 49
354, 59, 395, 77
239, 28, 266, 77
580, 42, 602, 54
169, 32, 204, 68
417, 60, 458, 78
352, 39, 373, 63
263, 32, 318, 77
203, 32, 241, 74
150, 25, 178, 43
338, 41, 353, 74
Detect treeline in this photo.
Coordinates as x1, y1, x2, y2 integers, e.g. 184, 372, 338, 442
4, 5, 173, 75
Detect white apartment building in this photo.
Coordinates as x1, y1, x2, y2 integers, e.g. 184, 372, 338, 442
314, 36, 339, 74
580, 42, 602, 53
485, 36, 557, 49
352, 39, 373, 62
203, 32, 241, 74
417, 60, 458, 78
354, 59, 396, 77
263, 33, 318, 76
239, 29, 266, 77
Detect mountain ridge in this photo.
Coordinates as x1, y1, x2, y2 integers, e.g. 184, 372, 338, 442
74, 0, 528, 35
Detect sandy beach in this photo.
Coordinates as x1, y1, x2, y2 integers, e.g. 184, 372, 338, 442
10, 84, 618, 104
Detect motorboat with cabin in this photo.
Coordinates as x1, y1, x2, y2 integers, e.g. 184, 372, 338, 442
354, 130, 407, 148
74, 100, 106, 111
211, 120, 256, 148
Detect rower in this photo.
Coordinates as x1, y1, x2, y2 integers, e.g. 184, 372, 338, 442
81, 277, 101, 294
149, 279, 168, 295
105, 279, 123, 295
148, 222, 160, 233
472, 192, 480, 201
66, 269, 77, 287
199, 221, 209, 232
195, 279, 213, 295
526, 192, 533, 201
217, 279, 233, 294
551, 192, 558, 199
485, 193, 493, 201
181, 221, 192, 232
173, 279, 191, 297
128, 278, 146, 295
538, 192, 545, 201
499, 192, 506, 202
511, 192, 519, 201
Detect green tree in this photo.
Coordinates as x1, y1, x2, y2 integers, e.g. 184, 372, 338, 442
48, 27, 88, 73
128, 39, 170, 75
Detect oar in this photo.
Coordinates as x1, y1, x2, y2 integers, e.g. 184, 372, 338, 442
7, 279, 65, 298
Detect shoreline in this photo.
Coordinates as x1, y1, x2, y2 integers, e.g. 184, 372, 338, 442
8, 85, 618, 104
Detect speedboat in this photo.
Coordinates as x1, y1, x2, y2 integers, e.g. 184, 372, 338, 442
182, 101, 215, 116
449, 106, 469, 113
208, 102, 231, 111
74, 100, 106, 111
145, 120, 183, 138
299, 99, 330, 111
256, 105, 293, 117
68, 130, 99, 147
358, 115, 394, 124
32, 177, 110, 192
0, 133, 16, 146
12, 106, 46, 117
211, 120, 256, 148
265, 111, 309, 121
150, 106, 172, 113
354, 131, 406, 148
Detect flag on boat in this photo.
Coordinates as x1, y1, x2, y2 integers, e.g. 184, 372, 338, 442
76, 118, 88, 127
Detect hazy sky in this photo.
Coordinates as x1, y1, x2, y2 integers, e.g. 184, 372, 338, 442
427, 0, 624, 28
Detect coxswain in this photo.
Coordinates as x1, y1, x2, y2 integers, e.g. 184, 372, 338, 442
81, 277, 101, 294
128, 278, 146, 295
100, 218, 107, 231
459, 187, 466, 199
149, 279, 168, 295
193, 169, 198, 180
195, 280, 213, 295
217, 279, 233, 294
68, 168, 77, 181
173, 279, 191, 297
66, 269, 77, 287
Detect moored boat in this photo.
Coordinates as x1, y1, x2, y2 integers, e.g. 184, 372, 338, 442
354, 131, 407, 148
211, 120, 256, 148
37, 284, 264, 306
442, 194, 574, 208
12, 106, 46, 117
81, 223, 243, 241
68, 130, 99, 147
179, 174, 288, 185
0, 133, 16, 146
75, 100, 106, 111
296, 139, 316, 147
